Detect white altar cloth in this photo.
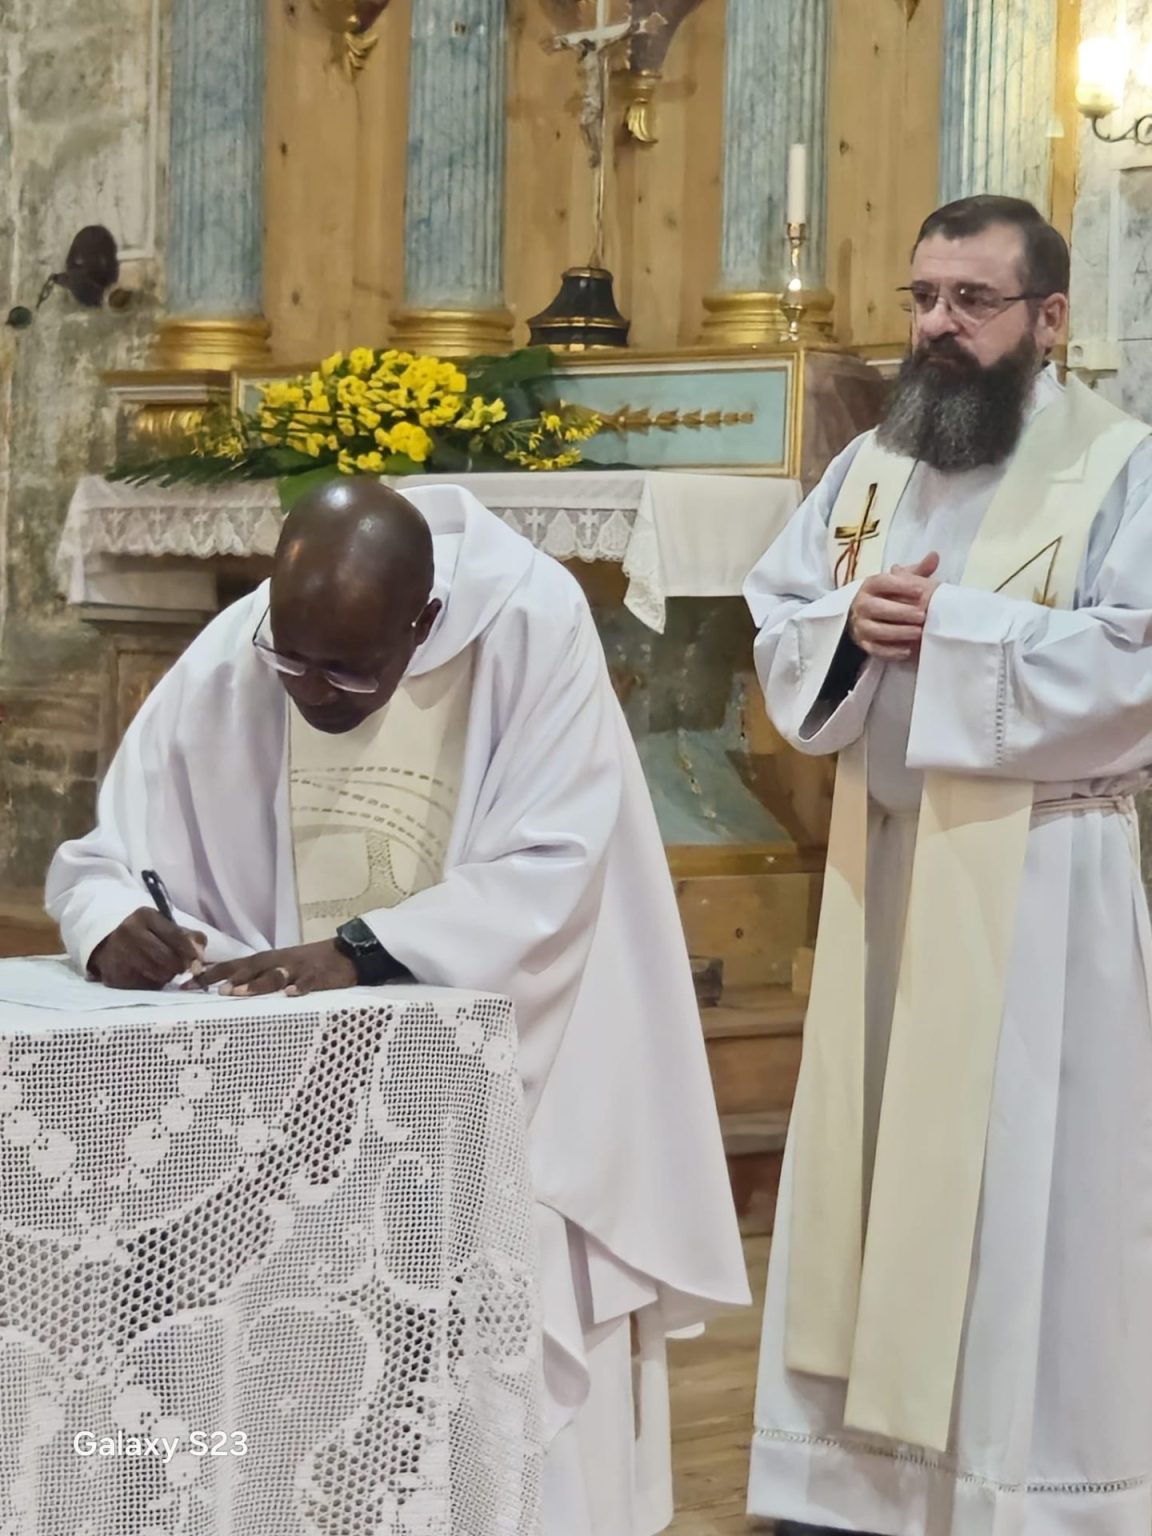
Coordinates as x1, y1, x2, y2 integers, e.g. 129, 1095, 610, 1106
58, 470, 800, 632
0, 964, 541, 1535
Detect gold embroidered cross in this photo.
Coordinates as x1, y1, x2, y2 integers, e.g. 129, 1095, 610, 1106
995, 537, 1061, 609
833, 483, 880, 587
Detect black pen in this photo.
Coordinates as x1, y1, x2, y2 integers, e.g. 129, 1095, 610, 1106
142, 869, 175, 923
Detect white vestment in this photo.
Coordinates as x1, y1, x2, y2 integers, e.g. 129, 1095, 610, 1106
47, 485, 750, 1536
745, 369, 1152, 1536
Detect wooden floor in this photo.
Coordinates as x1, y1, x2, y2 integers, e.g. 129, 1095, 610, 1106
668, 1237, 771, 1535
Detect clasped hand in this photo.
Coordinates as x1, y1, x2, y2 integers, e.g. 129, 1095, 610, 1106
847, 553, 941, 661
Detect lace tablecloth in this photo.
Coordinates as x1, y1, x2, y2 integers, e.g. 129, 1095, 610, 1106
59, 471, 801, 632
0, 969, 541, 1535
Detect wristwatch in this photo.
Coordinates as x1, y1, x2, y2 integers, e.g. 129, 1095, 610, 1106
334, 918, 410, 986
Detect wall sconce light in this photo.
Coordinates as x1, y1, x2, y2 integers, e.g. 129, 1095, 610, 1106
5, 226, 129, 331
1076, 32, 1152, 143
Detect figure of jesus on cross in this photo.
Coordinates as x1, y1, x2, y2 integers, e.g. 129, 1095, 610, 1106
542, 0, 633, 264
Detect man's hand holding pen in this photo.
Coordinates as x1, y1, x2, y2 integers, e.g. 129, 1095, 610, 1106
88, 870, 206, 991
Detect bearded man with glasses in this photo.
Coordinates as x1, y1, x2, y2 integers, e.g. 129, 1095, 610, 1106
46, 476, 748, 1535
745, 195, 1152, 1536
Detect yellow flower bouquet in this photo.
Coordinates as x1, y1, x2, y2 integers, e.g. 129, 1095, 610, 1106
110, 346, 604, 492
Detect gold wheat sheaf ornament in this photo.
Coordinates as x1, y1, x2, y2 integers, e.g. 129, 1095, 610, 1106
595, 405, 755, 434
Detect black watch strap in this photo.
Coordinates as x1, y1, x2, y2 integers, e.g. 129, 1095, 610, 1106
335, 918, 411, 987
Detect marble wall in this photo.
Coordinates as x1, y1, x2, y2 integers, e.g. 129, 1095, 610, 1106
0, 0, 163, 890
1069, 0, 1152, 878
1070, 0, 1152, 415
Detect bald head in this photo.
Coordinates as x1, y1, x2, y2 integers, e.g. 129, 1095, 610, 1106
275, 476, 434, 607
265, 477, 441, 733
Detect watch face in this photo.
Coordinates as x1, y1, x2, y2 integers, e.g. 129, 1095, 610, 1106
340, 920, 380, 958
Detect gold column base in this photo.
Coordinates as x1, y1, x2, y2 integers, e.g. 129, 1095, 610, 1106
151, 316, 272, 372
388, 305, 515, 358
699, 287, 836, 348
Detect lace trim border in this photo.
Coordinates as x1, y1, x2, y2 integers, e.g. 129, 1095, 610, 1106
753, 1426, 1152, 1498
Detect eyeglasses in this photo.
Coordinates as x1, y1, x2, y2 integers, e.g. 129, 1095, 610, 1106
251, 604, 421, 695
896, 283, 1049, 327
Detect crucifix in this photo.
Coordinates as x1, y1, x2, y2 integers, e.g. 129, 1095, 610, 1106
544, 0, 633, 265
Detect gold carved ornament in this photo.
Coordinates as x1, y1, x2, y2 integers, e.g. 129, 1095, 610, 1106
312, 0, 390, 79
624, 0, 709, 144
130, 403, 215, 455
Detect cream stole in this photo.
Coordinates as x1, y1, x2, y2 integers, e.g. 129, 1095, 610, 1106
787, 377, 1150, 1452
288, 647, 476, 940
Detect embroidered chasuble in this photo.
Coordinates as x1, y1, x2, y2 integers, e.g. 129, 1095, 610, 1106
289, 647, 476, 939
786, 377, 1151, 1452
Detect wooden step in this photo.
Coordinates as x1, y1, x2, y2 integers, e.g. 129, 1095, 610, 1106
723, 1110, 789, 1238
701, 985, 805, 1039
703, 986, 805, 1118
0, 891, 61, 959
667, 843, 825, 879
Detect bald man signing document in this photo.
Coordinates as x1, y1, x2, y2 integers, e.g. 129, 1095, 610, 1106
47, 477, 748, 1535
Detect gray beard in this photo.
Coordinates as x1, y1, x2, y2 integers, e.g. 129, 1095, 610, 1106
877, 334, 1041, 472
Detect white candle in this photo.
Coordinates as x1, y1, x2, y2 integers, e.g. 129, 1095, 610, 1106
787, 143, 808, 228
1076, 35, 1125, 117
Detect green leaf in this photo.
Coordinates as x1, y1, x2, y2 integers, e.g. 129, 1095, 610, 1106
497, 385, 536, 422
107, 454, 250, 488
262, 446, 319, 474
428, 437, 471, 474
465, 445, 518, 472
382, 453, 423, 475
467, 346, 556, 398
277, 465, 342, 512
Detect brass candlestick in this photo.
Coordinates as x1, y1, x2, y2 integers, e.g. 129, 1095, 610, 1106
699, 218, 834, 349
780, 221, 808, 342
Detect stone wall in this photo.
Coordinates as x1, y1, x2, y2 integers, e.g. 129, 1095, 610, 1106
0, 0, 164, 892
1069, 0, 1152, 407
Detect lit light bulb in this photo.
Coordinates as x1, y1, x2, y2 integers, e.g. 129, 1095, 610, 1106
1077, 34, 1126, 117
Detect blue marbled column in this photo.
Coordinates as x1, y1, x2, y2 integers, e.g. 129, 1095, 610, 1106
717, 0, 830, 292
940, 0, 1059, 210
157, 0, 267, 364
393, 0, 511, 349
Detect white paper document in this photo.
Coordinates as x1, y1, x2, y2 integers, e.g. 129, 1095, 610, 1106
0, 956, 233, 1012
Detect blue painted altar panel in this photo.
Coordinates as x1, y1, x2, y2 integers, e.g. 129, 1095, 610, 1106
554, 356, 794, 472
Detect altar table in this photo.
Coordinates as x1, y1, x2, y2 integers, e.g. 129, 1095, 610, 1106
58, 470, 801, 633
0, 963, 542, 1535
